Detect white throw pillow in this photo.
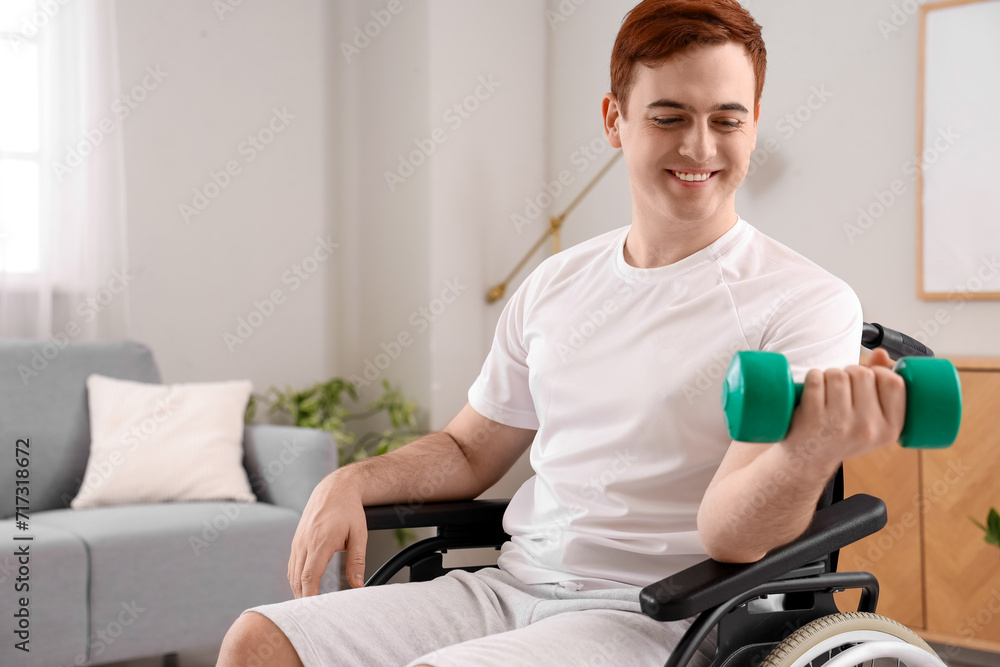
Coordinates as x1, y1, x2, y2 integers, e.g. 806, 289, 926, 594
71, 374, 257, 509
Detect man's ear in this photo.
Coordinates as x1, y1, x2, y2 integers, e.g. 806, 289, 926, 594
602, 93, 623, 149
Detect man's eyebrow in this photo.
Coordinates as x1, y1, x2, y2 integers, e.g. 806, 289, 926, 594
646, 100, 749, 114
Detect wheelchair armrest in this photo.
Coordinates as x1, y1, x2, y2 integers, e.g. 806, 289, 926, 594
640, 493, 887, 622
363, 500, 511, 585
365, 499, 510, 532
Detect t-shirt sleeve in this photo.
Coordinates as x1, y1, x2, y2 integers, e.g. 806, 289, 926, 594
759, 277, 864, 382
468, 281, 541, 430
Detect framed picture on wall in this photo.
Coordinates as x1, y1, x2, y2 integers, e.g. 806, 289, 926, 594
917, 0, 1000, 299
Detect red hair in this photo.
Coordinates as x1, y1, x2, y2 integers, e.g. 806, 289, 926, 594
611, 0, 766, 117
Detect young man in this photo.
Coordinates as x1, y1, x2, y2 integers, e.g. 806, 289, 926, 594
219, 1, 905, 665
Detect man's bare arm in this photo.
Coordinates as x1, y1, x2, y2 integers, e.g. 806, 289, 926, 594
696, 438, 840, 562
347, 401, 537, 506
287, 402, 535, 597
698, 349, 906, 562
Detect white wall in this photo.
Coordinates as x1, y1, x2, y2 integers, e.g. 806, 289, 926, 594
117, 0, 334, 389
546, 0, 1000, 357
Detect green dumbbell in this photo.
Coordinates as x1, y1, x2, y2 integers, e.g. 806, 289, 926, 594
720, 351, 962, 448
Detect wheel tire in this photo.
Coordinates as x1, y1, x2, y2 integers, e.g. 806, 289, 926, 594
760, 611, 940, 667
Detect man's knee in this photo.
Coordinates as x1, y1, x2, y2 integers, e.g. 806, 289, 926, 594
218, 611, 304, 667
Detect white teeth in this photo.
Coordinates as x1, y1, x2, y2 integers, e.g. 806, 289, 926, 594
672, 171, 711, 182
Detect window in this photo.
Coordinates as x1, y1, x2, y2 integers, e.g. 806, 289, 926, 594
0, 0, 43, 275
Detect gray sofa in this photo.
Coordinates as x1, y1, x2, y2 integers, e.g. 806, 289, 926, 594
0, 340, 340, 666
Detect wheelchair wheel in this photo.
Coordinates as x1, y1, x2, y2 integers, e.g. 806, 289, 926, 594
760, 612, 945, 667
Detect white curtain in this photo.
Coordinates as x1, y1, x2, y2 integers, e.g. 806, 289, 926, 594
0, 0, 130, 341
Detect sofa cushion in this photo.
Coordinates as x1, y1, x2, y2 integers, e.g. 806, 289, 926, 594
0, 340, 161, 518
0, 521, 89, 667
71, 374, 256, 509
32, 501, 333, 664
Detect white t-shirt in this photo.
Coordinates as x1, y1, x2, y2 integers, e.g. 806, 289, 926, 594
468, 216, 863, 589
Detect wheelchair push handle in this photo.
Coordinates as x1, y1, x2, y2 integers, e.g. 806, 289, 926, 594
720, 323, 962, 449
861, 322, 934, 360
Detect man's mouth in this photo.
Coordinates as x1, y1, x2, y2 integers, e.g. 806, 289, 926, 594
669, 170, 719, 183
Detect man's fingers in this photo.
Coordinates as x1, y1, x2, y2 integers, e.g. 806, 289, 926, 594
290, 527, 314, 598
291, 545, 308, 598
287, 543, 298, 597
822, 368, 851, 416
345, 522, 369, 589
873, 366, 907, 437
799, 369, 825, 415
283, 479, 367, 597
864, 348, 894, 370
845, 365, 878, 411
845, 365, 885, 444
300, 549, 335, 597
300, 550, 328, 598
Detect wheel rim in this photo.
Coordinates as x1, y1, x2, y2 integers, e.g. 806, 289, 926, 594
762, 614, 943, 667
822, 640, 947, 667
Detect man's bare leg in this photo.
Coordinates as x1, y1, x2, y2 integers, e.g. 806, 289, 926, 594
217, 611, 304, 667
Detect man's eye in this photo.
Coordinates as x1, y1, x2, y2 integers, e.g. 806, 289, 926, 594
653, 118, 742, 128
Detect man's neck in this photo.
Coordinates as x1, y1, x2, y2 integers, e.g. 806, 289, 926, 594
623, 208, 739, 269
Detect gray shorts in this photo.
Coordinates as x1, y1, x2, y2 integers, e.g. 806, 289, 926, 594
243, 567, 716, 667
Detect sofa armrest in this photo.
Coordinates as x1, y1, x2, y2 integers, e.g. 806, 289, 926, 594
242, 424, 337, 513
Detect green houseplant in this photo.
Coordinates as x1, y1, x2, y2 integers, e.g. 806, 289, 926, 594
245, 377, 424, 546
971, 507, 1000, 549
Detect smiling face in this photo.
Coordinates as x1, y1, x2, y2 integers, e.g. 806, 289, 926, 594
603, 41, 759, 235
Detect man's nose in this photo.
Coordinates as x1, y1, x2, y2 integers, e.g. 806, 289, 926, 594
678, 122, 716, 164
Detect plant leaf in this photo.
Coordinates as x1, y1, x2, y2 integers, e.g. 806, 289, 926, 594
971, 508, 1000, 549
244, 394, 258, 424
393, 527, 416, 548
987, 508, 1000, 547
250, 374, 425, 472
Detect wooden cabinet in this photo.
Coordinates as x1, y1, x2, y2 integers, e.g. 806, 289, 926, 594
836, 358, 1000, 653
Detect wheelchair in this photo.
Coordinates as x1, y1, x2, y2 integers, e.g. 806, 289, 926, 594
362, 324, 950, 667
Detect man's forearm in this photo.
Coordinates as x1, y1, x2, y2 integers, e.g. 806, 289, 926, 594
698, 443, 841, 562
331, 431, 485, 507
